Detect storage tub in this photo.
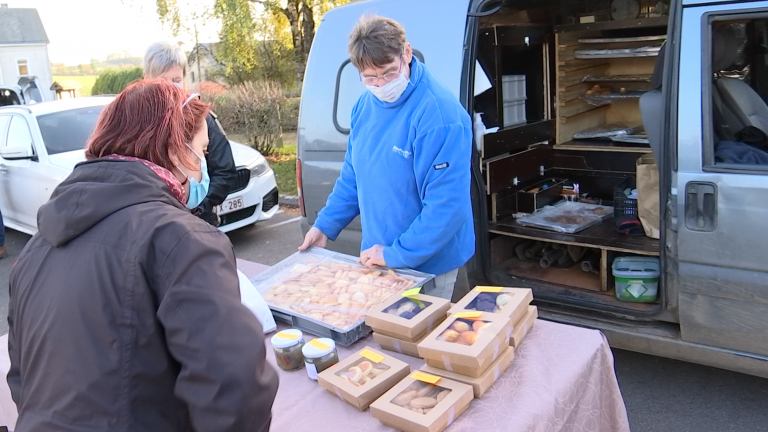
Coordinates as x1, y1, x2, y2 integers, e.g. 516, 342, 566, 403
612, 257, 660, 302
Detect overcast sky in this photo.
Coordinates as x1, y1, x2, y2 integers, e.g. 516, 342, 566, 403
12, 0, 221, 65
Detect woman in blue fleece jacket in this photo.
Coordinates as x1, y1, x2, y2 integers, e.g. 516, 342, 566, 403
299, 15, 475, 297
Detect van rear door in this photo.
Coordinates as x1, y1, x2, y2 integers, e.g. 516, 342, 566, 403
298, 0, 471, 255
674, 0, 768, 360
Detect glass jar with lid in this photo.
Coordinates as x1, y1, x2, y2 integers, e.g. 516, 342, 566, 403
271, 329, 306, 371
302, 338, 339, 380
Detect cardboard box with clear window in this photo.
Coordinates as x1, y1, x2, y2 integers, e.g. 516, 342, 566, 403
317, 347, 411, 411
420, 345, 515, 398
510, 305, 538, 348
366, 293, 450, 342
448, 287, 533, 325
373, 332, 424, 358
370, 372, 474, 432
417, 312, 514, 378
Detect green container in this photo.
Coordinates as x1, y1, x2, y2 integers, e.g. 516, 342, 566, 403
612, 257, 660, 303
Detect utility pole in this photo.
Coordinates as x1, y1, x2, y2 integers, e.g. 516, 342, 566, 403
195, 23, 202, 86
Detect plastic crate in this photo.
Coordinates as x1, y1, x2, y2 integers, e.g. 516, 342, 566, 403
613, 178, 639, 228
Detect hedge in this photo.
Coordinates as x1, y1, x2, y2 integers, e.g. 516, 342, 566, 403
91, 67, 144, 95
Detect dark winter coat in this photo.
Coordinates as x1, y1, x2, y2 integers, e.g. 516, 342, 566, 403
7, 159, 279, 432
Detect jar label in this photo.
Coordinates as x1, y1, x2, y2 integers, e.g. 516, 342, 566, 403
275, 331, 300, 340
360, 349, 385, 363
306, 362, 318, 380
308, 339, 331, 351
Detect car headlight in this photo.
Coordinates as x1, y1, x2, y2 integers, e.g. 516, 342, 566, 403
249, 158, 271, 178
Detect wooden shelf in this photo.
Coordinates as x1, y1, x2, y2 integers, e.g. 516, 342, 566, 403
481, 120, 555, 160
578, 35, 666, 44
489, 217, 660, 255
554, 17, 669, 33
503, 257, 602, 292
574, 49, 660, 60
553, 139, 652, 153
582, 74, 652, 83
580, 91, 645, 101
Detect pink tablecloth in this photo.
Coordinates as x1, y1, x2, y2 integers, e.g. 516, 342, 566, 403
0, 259, 630, 432
268, 319, 630, 432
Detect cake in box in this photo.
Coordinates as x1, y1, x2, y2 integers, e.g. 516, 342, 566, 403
420, 345, 514, 398
318, 347, 410, 411
370, 372, 473, 432
366, 292, 449, 342
448, 287, 533, 325
417, 312, 513, 378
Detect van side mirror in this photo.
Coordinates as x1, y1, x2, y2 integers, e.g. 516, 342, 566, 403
0, 144, 34, 160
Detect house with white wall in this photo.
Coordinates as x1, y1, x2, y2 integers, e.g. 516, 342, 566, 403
0, 5, 53, 101
186, 43, 224, 89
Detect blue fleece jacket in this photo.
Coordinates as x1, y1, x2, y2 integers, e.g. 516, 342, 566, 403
313, 58, 475, 275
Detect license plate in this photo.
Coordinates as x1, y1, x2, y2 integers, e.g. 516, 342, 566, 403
217, 197, 244, 215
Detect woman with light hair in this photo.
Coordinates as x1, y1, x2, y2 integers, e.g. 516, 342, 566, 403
143, 41, 238, 227
143, 41, 188, 87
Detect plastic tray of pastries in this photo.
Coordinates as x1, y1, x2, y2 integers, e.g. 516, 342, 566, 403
251, 248, 435, 346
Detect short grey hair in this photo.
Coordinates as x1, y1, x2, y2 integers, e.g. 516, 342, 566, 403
143, 41, 187, 78
348, 15, 406, 71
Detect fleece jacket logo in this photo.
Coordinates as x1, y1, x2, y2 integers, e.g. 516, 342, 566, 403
392, 146, 412, 158
434, 162, 449, 170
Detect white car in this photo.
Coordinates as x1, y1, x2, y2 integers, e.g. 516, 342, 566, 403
0, 97, 279, 235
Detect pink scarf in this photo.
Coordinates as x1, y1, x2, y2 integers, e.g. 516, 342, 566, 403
103, 154, 187, 206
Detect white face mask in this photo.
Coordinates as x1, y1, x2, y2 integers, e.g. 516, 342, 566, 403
173, 82, 184, 89
366, 72, 409, 103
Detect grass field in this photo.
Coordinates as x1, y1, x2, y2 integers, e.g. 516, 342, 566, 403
229, 133, 298, 196
268, 144, 298, 196
53, 75, 98, 97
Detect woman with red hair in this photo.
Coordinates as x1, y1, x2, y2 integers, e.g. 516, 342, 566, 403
6, 80, 279, 432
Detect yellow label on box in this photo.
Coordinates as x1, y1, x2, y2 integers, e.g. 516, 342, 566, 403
360, 349, 385, 363
411, 371, 441, 385
402, 287, 425, 308
402, 287, 422, 298
454, 311, 484, 319
275, 331, 300, 340
475, 286, 503, 293
308, 339, 331, 351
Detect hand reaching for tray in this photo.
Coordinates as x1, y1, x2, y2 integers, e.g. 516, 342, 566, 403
359, 245, 387, 268
299, 227, 328, 251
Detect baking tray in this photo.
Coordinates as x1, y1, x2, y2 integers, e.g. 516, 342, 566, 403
251, 248, 435, 346
574, 45, 661, 59
516, 201, 614, 233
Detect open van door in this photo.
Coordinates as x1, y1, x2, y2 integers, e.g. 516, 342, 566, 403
298, 0, 472, 255
673, 0, 768, 363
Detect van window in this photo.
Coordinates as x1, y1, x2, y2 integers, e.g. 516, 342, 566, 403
333, 51, 426, 134
706, 16, 768, 169
334, 60, 365, 133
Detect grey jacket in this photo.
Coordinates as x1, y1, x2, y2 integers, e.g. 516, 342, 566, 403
7, 159, 279, 432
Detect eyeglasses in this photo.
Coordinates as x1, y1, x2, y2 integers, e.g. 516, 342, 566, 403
360, 57, 403, 86
182, 92, 200, 108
